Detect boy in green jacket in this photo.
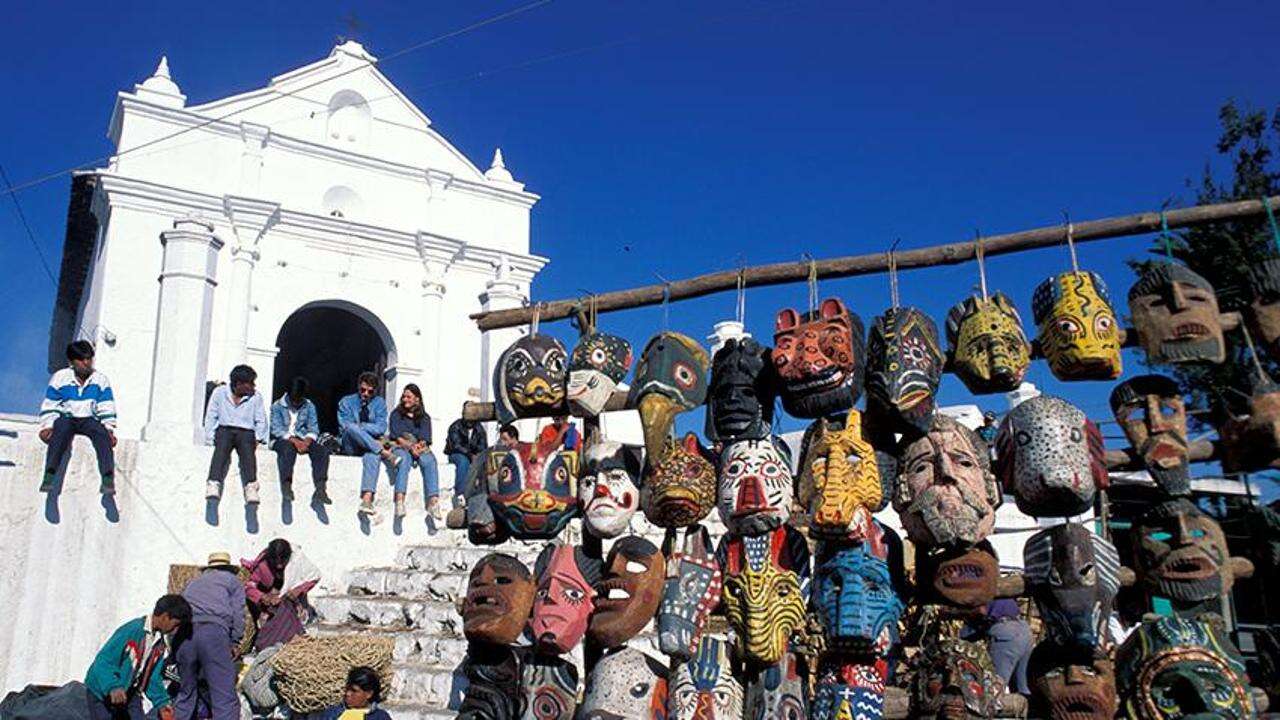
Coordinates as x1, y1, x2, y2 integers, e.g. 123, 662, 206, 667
84, 594, 191, 720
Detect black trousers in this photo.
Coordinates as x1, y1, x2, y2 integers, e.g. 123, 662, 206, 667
271, 438, 330, 484
86, 688, 144, 720
207, 426, 257, 485
44, 416, 114, 476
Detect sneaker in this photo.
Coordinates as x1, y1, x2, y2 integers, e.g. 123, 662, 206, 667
359, 498, 376, 516
452, 493, 466, 510
426, 495, 441, 519
244, 482, 260, 505
205, 481, 223, 499
100, 475, 115, 495
312, 482, 333, 505
281, 480, 295, 501
39, 471, 55, 493
395, 498, 407, 519
383, 452, 402, 469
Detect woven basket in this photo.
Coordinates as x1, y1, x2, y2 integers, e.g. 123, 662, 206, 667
270, 635, 394, 714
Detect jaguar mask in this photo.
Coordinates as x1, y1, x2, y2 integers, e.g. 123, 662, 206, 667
772, 298, 866, 419
628, 332, 709, 466
1115, 617, 1254, 720
798, 410, 892, 540
1246, 257, 1280, 358
567, 331, 633, 417
813, 520, 905, 653
995, 395, 1108, 517
1032, 271, 1122, 381
1023, 523, 1122, 651
866, 306, 944, 437
745, 651, 809, 720
482, 442, 580, 542
1128, 262, 1226, 365
529, 544, 601, 655
657, 526, 724, 662
812, 657, 888, 720
916, 541, 999, 615
1110, 375, 1190, 496
643, 433, 716, 528
579, 441, 643, 539
589, 536, 666, 649
578, 647, 670, 720
706, 337, 777, 444
717, 437, 793, 536
1134, 499, 1249, 609
671, 636, 744, 720
463, 553, 536, 645
458, 644, 522, 720
1027, 644, 1117, 720
892, 415, 1000, 549
946, 292, 1031, 395
911, 637, 1002, 720
521, 652, 579, 720
720, 526, 811, 666
494, 334, 568, 425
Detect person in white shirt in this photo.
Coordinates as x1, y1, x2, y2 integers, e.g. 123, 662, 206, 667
38, 340, 118, 494
202, 364, 268, 504
268, 377, 331, 505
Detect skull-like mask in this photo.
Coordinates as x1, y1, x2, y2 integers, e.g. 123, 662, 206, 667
1115, 617, 1255, 720
915, 541, 999, 614
812, 520, 905, 653
657, 526, 723, 662
772, 298, 866, 419
706, 337, 777, 444
482, 442, 580, 542
911, 637, 1002, 720
866, 306, 944, 437
892, 415, 1000, 549
1027, 644, 1117, 720
463, 553, 536, 645
1220, 378, 1280, 473
1246, 257, 1280, 359
720, 526, 811, 666
671, 636, 744, 720
529, 544, 601, 655
643, 433, 716, 528
717, 438, 793, 535
945, 292, 1032, 395
812, 657, 887, 720
521, 652, 579, 720
589, 536, 666, 649
567, 331, 633, 417
458, 644, 522, 720
1032, 271, 1122, 381
745, 651, 810, 720
1134, 499, 1243, 609
494, 334, 568, 425
1023, 523, 1122, 651
628, 332, 709, 465
1109, 375, 1189, 495
797, 410, 892, 540
1128, 262, 1226, 365
578, 647, 669, 720
579, 441, 643, 539
995, 395, 1108, 517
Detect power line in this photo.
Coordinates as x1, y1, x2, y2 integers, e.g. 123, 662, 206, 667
0, 163, 57, 284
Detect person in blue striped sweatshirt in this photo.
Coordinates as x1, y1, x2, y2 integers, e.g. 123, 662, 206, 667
39, 340, 118, 494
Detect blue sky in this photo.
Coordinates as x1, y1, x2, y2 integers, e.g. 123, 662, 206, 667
2, 1, 1278, 494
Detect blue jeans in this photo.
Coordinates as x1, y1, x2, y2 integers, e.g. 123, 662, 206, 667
393, 448, 439, 498
448, 453, 470, 497
340, 423, 383, 455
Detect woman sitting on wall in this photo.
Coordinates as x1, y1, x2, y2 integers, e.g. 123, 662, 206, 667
387, 383, 440, 521
241, 538, 319, 650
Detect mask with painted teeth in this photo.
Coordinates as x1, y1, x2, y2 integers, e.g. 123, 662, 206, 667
1033, 271, 1123, 381
719, 525, 811, 666
1109, 375, 1190, 496
462, 553, 536, 646
643, 433, 717, 528
812, 520, 906, 651
1128, 261, 1226, 365
946, 292, 1032, 395
494, 334, 568, 425
866, 306, 944, 437
1024, 523, 1122, 651
588, 536, 666, 649
716, 437, 794, 535
911, 637, 1003, 720
772, 298, 866, 419
1027, 643, 1117, 720
483, 442, 581, 541
1115, 616, 1254, 720
567, 331, 633, 417
1133, 499, 1250, 608
578, 647, 670, 720
995, 395, 1108, 517
916, 541, 998, 614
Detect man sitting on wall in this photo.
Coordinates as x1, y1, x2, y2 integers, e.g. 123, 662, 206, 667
38, 340, 118, 494
84, 594, 191, 720
337, 371, 399, 512
269, 377, 331, 505
203, 365, 268, 505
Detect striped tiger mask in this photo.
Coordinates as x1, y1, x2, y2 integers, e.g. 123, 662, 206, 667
720, 526, 811, 665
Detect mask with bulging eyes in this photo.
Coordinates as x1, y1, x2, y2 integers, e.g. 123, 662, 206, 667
916, 541, 999, 615
670, 636, 744, 720
657, 526, 723, 662
578, 647, 670, 720
1133, 499, 1250, 610
589, 536, 666, 649
463, 553, 536, 645
744, 650, 809, 720
482, 442, 580, 541
1027, 643, 1116, 720
1109, 375, 1190, 496
567, 331, 633, 417
579, 441, 643, 539
892, 415, 1000, 549
866, 306, 944, 437
812, 520, 905, 653
706, 337, 778, 444
812, 657, 887, 720
521, 652, 579, 720
457, 644, 521, 720
643, 433, 717, 528
529, 543, 601, 655
994, 395, 1108, 517
1128, 262, 1226, 365
772, 298, 866, 419
1115, 616, 1254, 720
494, 334, 568, 425
716, 437, 793, 535
719, 525, 811, 666
628, 332, 709, 466
946, 292, 1032, 395
911, 637, 1003, 720
1023, 523, 1122, 652
1033, 271, 1122, 381
797, 410, 893, 540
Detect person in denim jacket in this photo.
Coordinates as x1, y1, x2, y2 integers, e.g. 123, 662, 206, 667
337, 371, 397, 516
269, 377, 331, 505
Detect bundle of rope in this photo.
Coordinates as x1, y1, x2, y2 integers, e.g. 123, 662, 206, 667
270, 635, 394, 714
167, 564, 256, 657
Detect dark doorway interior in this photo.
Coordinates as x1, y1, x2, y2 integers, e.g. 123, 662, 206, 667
274, 306, 388, 435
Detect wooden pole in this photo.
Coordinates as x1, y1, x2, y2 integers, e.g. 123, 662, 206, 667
471, 196, 1280, 331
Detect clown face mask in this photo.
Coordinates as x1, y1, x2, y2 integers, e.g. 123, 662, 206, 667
1128, 262, 1226, 365
813, 521, 905, 653
579, 647, 670, 720
892, 415, 1001, 549
463, 553, 536, 646
946, 292, 1031, 395
720, 526, 811, 666
1115, 617, 1254, 720
772, 298, 866, 419
671, 636, 744, 720
1246, 257, 1280, 358
1024, 523, 1122, 651
1134, 499, 1237, 607
1110, 375, 1190, 496
529, 544, 601, 655
706, 337, 777, 444
567, 331, 633, 417
911, 637, 1002, 720
579, 441, 643, 539
494, 335, 568, 425
1220, 378, 1280, 474
812, 658, 887, 720
628, 332, 709, 465
589, 536, 666, 649
717, 438, 793, 536
1033, 271, 1122, 381
866, 306, 944, 437
458, 644, 522, 720
521, 652, 579, 720
658, 526, 723, 662
798, 410, 892, 539
745, 651, 809, 720
995, 395, 1108, 517
643, 433, 716, 528
916, 541, 999, 615
1027, 644, 1117, 720
484, 442, 580, 541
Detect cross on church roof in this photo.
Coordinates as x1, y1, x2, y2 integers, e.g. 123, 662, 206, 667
337, 11, 364, 44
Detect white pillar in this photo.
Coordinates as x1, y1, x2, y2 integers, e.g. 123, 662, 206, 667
142, 218, 224, 444
478, 257, 525, 407
221, 196, 280, 375
421, 263, 447, 421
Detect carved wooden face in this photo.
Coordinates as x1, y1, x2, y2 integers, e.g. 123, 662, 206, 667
1128, 262, 1225, 364
772, 298, 866, 419
893, 415, 1000, 549
567, 331, 633, 417
1110, 375, 1190, 496
530, 544, 600, 655
720, 526, 811, 665
799, 410, 891, 539
1028, 645, 1117, 720
1024, 524, 1122, 651
916, 541, 998, 613
657, 527, 723, 662
671, 637, 744, 720
746, 651, 810, 720
1116, 617, 1254, 720
521, 654, 579, 720
629, 332, 709, 464
643, 434, 716, 528
706, 337, 777, 444
717, 438, 793, 535
866, 306, 944, 436
1246, 257, 1280, 357
946, 292, 1031, 394
458, 645, 521, 720
462, 554, 535, 645
494, 334, 568, 424
911, 638, 1002, 720
589, 537, 666, 649
580, 441, 642, 539
1032, 271, 1122, 381
579, 647, 670, 720
1134, 499, 1231, 604
1220, 382, 1280, 473
813, 657, 887, 720
813, 521, 904, 652
995, 396, 1108, 517
485, 442, 580, 540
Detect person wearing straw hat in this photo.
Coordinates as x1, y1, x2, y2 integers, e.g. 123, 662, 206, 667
171, 552, 245, 720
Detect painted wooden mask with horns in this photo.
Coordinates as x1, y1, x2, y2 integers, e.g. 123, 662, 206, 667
946, 292, 1031, 395
866, 306, 944, 437
772, 298, 865, 419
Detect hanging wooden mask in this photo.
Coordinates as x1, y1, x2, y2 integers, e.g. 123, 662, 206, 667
657, 526, 723, 662
910, 637, 1003, 720
1133, 499, 1252, 610
520, 652, 579, 720
1220, 377, 1280, 473
481, 442, 580, 542
915, 540, 999, 614
812, 657, 888, 720
716, 437, 793, 536
1109, 375, 1190, 496
1115, 617, 1255, 720
493, 334, 568, 425
579, 647, 670, 720
1246, 257, 1280, 358
772, 298, 866, 419
643, 433, 716, 528
567, 331, 633, 417
628, 332, 709, 465
866, 306, 944, 437
579, 441, 643, 539
812, 520, 905, 653
892, 414, 1000, 549
798, 410, 893, 540
458, 644, 522, 720
1023, 523, 1122, 652
529, 543, 601, 655
589, 536, 666, 649
706, 337, 778, 444
1027, 644, 1117, 720
719, 525, 811, 665
670, 636, 744, 720
463, 553, 536, 646
1032, 271, 1123, 381
744, 651, 810, 720
994, 395, 1108, 517
1128, 262, 1226, 365
945, 292, 1032, 394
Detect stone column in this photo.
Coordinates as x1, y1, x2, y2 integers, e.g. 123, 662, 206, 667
478, 255, 525, 407
221, 196, 280, 375
421, 263, 447, 421
142, 218, 224, 444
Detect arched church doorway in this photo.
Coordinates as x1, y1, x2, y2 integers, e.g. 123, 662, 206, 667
273, 303, 394, 435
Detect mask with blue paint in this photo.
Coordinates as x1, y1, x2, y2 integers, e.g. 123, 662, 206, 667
657, 526, 724, 662
812, 521, 904, 654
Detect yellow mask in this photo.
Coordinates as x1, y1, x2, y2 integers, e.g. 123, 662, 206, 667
1032, 271, 1122, 381
721, 527, 809, 665
945, 292, 1031, 394
799, 410, 886, 538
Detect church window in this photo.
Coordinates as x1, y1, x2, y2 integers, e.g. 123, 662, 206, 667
322, 186, 362, 219
325, 90, 371, 147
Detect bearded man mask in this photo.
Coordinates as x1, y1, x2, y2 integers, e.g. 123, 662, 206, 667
946, 292, 1031, 395
671, 636, 745, 720
717, 437, 793, 536
892, 415, 1001, 549
1027, 643, 1117, 720
995, 395, 1108, 517
579, 647, 670, 720
866, 306, 944, 437
579, 441, 643, 539
911, 637, 1003, 720
1032, 271, 1123, 381
481, 442, 580, 542
1110, 375, 1190, 496
915, 540, 999, 615
1128, 262, 1226, 365
1023, 523, 1122, 652
529, 543, 601, 655
643, 433, 717, 528
494, 334, 568, 424
1134, 499, 1252, 613
1246, 257, 1280, 359
658, 526, 724, 662
567, 331, 633, 417
463, 553, 536, 645
812, 520, 905, 653
1115, 616, 1255, 720
589, 536, 666, 649
628, 332, 709, 465
772, 298, 866, 419
706, 337, 777, 444
798, 410, 893, 540
720, 525, 811, 666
